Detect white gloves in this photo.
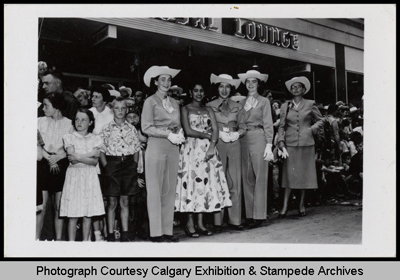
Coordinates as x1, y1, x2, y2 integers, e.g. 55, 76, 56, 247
278, 147, 289, 159
230, 132, 240, 142
219, 131, 231, 143
219, 131, 240, 143
263, 143, 274, 162
167, 129, 185, 145
177, 128, 185, 142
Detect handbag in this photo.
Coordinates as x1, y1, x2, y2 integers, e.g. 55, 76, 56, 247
273, 101, 291, 162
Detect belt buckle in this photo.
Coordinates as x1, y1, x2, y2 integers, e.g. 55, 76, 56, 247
121, 155, 126, 162
222, 127, 230, 132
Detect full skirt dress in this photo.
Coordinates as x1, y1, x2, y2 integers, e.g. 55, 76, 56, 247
175, 113, 232, 213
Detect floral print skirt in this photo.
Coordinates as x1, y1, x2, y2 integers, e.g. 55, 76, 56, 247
175, 137, 232, 213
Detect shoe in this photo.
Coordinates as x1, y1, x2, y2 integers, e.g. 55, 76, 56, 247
248, 219, 263, 229
136, 231, 149, 241
228, 224, 245, 231
163, 235, 180, 242
120, 231, 134, 242
195, 226, 213, 236
95, 235, 105, 242
299, 211, 306, 217
277, 213, 287, 219
149, 236, 164, 243
114, 229, 121, 240
106, 234, 115, 242
213, 225, 223, 233
183, 226, 200, 238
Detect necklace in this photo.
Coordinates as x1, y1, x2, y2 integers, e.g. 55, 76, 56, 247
190, 104, 202, 115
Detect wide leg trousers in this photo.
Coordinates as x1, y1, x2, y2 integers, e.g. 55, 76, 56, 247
240, 129, 269, 220
145, 137, 179, 237
216, 140, 242, 225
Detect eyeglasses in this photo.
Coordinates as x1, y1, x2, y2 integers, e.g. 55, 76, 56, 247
291, 86, 304, 90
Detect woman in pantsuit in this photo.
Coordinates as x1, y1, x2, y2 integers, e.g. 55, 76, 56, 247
207, 73, 246, 231
141, 66, 185, 242
237, 70, 275, 229
277, 76, 324, 218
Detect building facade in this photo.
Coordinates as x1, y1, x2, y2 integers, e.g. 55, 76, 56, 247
39, 17, 364, 106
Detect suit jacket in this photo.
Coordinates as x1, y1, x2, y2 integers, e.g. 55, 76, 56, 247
277, 99, 324, 147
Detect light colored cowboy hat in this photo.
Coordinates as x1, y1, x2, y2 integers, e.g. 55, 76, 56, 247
349, 106, 359, 113
108, 89, 121, 98
143, 65, 181, 87
230, 95, 246, 102
237, 70, 269, 84
285, 76, 311, 94
119, 86, 132, 96
210, 73, 241, 89
170, 85, 183, 95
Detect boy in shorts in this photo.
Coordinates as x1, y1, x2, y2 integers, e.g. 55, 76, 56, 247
100, 97, 142, 242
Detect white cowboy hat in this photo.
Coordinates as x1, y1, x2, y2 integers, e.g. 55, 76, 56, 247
230, 95, 246, 102
119, 86, 132, 96
170, 85, 183, 95
143, 65, 181, 87
349, 107, 359, 113
285, 76, 311, 94
108, 89, 121, 98
210, 73, 241, 89
238, 70, 269, 84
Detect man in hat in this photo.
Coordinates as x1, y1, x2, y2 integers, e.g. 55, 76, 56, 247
119, 86, 132, 99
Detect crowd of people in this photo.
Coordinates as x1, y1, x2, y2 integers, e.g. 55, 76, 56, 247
36, 61, 363, 242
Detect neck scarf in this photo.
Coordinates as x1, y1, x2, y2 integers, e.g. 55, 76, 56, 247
162, 95, 175, 113
244, 95, 258, 111
219, 99, 230, 117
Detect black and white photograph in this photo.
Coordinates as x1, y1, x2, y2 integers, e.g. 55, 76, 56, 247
4, 4, 396, 258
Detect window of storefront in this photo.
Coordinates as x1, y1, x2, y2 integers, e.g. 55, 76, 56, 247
312, 64, 337, 106
346, 71, 364, 108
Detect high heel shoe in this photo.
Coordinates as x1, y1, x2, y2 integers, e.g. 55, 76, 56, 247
183, 226, 200, 238
277, 212, 287, 219
196, 226, 213, 236
213, 225, 222, 234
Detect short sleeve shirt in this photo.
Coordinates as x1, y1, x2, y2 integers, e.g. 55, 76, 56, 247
100, 120, 141, 156
90, 106, 114, 135
37, 116, 74, 155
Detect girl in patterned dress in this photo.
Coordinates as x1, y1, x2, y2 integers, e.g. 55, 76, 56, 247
60, 108, 106, 241
175, 82, 232, 238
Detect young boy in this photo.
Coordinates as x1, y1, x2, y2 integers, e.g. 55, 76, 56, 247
100, 97, 142, 242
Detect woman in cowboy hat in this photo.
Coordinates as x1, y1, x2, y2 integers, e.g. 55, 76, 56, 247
206, 73, 246, 231
237, 69, 275, 229
141, 65, 185, 242
277, 76, 324, 218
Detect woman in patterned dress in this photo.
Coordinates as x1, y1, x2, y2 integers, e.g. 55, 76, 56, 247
175, 81, 232, 238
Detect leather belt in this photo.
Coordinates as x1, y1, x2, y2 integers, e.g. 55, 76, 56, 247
246, 124, 263, 131
155, 126, 180, 133
106, 155, 134, 162
219, 126, 238, 132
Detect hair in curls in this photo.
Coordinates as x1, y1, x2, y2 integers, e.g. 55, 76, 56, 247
211, 82, 233, 100
43, 92, 66, 112
72, 108, 95, 133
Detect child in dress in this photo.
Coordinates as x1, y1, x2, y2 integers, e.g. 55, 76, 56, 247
60, 108, 106, 241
